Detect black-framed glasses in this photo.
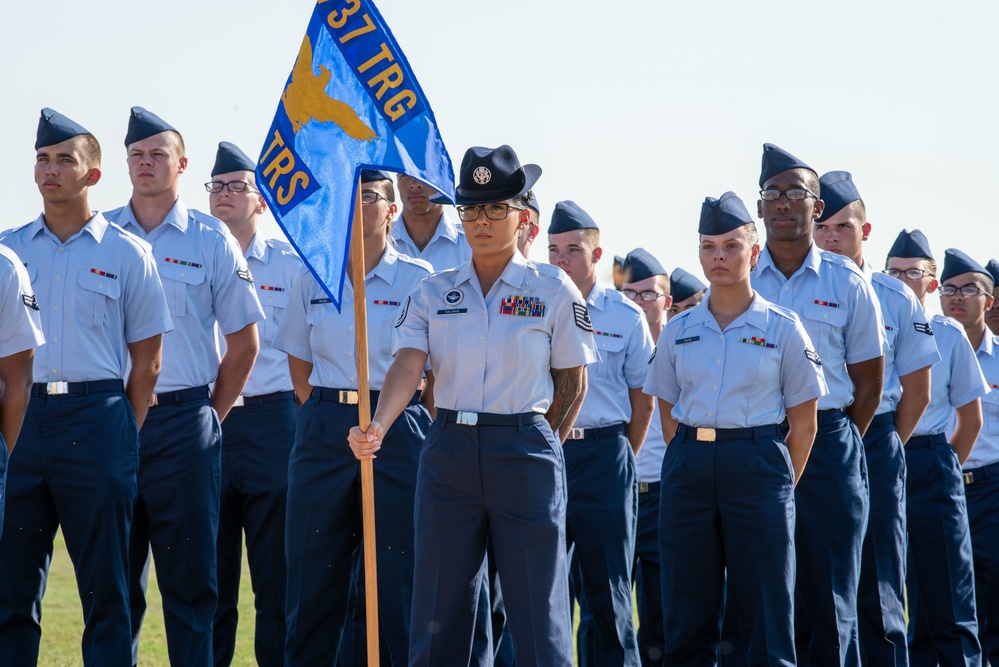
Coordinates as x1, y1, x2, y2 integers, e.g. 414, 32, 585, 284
759, 188, 819, 202
622, 289, 668, 302
456, 203, 525, 221
205, 180, 257, 194
939, 283, 987, 297
884, 268, 934, 280
360, 191, 389, 205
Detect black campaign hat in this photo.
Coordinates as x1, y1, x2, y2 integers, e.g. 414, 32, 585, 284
431, 145, 540, 205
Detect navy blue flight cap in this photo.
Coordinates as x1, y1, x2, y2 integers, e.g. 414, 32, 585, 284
621, 248, 667, 283
211, 141, 255, 177
699, 191, 752, 235
887, 229, 933, 260
613, 255, 624, 269
431, 145, 541, 205
987, 259, 999, 287
759, 143, 816, 188
125, 106, 179, 147
816, 171, 862, 222
670, 267, 707, 303
548, 200, 599, 234
941, 249, 991, 284
36, 108, 91, 151
360, 169, 393, 183
527, 191, 540, 216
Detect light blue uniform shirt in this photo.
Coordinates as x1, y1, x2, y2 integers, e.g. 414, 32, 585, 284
0, 244, 44, 357
105, 200, 264, 392
0, 213, 171, 382
644, 293, 826, 428
752, 244, 885, 411
914, 315, 987, 437
862, 263, 941, 414
965, 333, 999, 469
575, 281, 654, 429
275, 244, 431, 391
232, 233, 302, 396
394, 251, 598, 414
635, 402, 666, 484
388, 211, 471, 271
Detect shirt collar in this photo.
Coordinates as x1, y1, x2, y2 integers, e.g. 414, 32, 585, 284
119, 198, 189, 234
246, 233, 268, 263
394, 211, 460, 246
683, 291, 768, 333
980, 331, 995, 357
369, 243, 400, 284
586, 280, 609, 311
756, 242, 823, 280
454, 250, 529, 293
28, 211, 109, 244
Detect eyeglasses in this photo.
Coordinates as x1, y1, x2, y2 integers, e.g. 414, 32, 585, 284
884, 268, 934, 280
939, 284, 987, 297
456, 203, 524, 221
759, 188, 819, 202
622, 289, 668, 302
360, 191, 390, 205
205, 180, 257, 194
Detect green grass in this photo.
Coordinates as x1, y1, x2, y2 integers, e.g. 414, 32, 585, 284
40, 530, 256, 666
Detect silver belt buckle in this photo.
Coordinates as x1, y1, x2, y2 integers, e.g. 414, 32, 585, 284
965, 472, 975, 485
47, 381, 69, 396
568, 427, 585, 440
339, 390, 359, 405
696, 427, 717, 442
456, 411, 478, 426
233, 395, 245, 407
149, 393, 159, 407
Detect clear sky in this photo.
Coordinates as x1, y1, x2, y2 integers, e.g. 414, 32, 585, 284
2, 0, 997, 296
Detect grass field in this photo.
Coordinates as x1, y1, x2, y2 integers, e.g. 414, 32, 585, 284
40, 530, 256, 666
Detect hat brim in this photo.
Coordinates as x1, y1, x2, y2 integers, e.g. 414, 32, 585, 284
430, 164, 542, 205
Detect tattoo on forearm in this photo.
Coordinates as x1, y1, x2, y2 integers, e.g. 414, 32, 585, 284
547, 367, 581, 431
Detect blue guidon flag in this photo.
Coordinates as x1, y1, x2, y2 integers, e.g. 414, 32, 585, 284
257, 0, 455, 310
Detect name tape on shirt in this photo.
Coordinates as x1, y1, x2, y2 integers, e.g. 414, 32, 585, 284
738, 336, 777, 349
675, 336, 700, 345
501, 295, 546, 318
813, 299, 840, 308
572, 303, 592, 332
805, 349, 822, 366
913, 322, 934, 335
21, 293, 39, 311
90, 268, 118, 280
436, 308, 467, 315
310, 298, 332, 305
394, 295, 411, 328
237, 268, 254, 283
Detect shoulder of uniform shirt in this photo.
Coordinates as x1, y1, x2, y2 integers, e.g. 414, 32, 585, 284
394, 251, 434, 275
265, 237, 305, 263
528, 259, 572, 285
764, 301, 803, 325
101, 205, 126, 223
0, 243, 20, 269
0, 221, 34, 242
103, 219, 155, 255
930, 314, 969, 339
818, 249, 866, 279
870, 270, 910, 297
664, 307, 695, 333
187, 208, 230, 235
603, 285, 646, 316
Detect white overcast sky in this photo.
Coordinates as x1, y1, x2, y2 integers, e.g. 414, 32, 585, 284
2, 0, 996, 292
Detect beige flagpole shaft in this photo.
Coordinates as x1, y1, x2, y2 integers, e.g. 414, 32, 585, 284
350, 177, 380, 666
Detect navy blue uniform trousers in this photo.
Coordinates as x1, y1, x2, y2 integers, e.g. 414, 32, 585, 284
793, 409, 869, 667
905, 434, 981, 667
634, 483, 665, 667
409, 411, 573, 667
284, 390, 429, 667
565, 426, 640, 667
659, 425, 796, 667
130, 394, 222, 667
964, 461, 999, 663
857, 412, 908, 666
214, 392, 297, 667
468, 541, 516, 667
0, 386, 137, 666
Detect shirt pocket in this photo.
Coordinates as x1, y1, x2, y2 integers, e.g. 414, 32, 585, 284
258, 290, 289, 344
745, 343, 781, 396
159, 262, 206, 318
983, 397, 999, 436
75, 270, 122, 330
593, 334, 627, 382
802, 301, 847, 357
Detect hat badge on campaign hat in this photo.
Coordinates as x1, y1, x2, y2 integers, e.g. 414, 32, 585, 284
816, 171, 862, 222
35, 107, 91, 151
759, 143, 815, 188
432, 145, 541, 205
699, 191, 753, 235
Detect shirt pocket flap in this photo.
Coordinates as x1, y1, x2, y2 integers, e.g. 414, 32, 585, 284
77, 269, 122, 299
258, 289, 290, 310
159, 261, 206, 286
804, 301, 847, 327
594, 333, 627, 353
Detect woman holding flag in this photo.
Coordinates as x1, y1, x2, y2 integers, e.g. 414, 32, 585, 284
349, 145, 597, 666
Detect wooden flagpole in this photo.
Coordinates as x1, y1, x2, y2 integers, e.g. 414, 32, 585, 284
349, 177, 380, 666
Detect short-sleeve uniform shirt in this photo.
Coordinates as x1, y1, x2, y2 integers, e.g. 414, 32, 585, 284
965, 333, 999, 469
274, 244, 431, 391
104, 199, 264, 391
862, 264, 941, 414
575, 281, 654, 429
916, 315, 987, 437
0, 213, 171, 382
393, 251, 598, 414
644, 293, 826, 428
388, 211, 471, 271
752, 244, 885, 411
0, 243, 44, 358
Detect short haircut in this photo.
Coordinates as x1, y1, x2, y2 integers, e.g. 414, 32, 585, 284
579, 228, 600, 248
975, 273, 995, 294
655, 274, 671, 296
370, 178, 395, 202
77, 134, 102, 168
